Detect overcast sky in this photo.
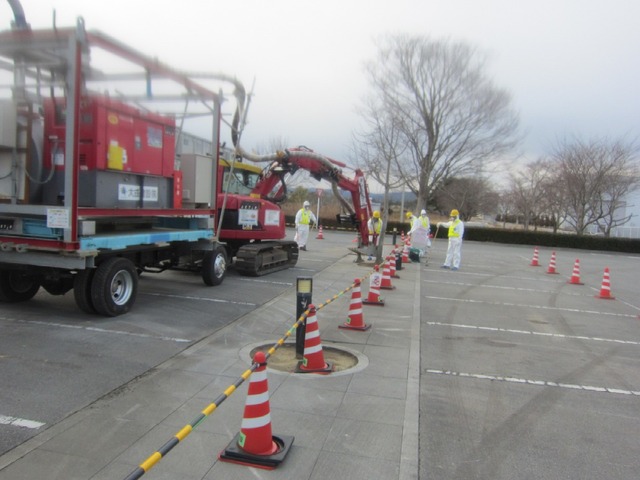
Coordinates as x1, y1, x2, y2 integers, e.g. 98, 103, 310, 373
7, 0, 640, 169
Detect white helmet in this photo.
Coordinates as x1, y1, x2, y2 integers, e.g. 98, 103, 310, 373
421, 209, 427, 215
303, 201, 310, 207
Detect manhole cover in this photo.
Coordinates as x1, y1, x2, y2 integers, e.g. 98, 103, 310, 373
248, 343, 365, 375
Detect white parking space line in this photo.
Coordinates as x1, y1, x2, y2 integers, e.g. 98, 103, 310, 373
0, 317, 191, 343
424, 295, 637, 319
431, 270, 566, 284
0, 415, 45, 429
238, 278, 294, 286
426, 321, 640, 346
143, 292, 256, 306
426, 369, 640, 396
423, 279, 590, 297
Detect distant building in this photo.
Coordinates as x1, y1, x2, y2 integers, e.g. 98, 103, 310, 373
586, 187, 640, 239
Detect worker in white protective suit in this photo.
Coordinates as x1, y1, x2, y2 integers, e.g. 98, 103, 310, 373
367, 210, 382, 246
437, 209, 464, 270
294, 200, 317, 251
409, 209, 431, 264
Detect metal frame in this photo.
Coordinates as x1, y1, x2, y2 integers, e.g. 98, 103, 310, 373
0, 18, 237, 256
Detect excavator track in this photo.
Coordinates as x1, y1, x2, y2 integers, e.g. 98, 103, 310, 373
234, 241, 299, 276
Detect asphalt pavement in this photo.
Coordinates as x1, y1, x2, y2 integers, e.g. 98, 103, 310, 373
1, 229, 639, 480
0, 230, 421, 480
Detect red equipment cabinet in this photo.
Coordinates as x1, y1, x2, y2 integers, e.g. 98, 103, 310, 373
43, 96, 175, 177
42, 96, 177, 208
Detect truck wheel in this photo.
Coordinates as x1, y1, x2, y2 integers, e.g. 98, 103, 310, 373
0, 270, 40, 302
74, 269, 96, 314
91, 258, 138, 317
202, 246, 226, 286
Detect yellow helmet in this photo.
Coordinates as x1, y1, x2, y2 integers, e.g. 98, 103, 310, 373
373, 211, 380, 218
450, 209, 459, 217
405, 211, 413, 218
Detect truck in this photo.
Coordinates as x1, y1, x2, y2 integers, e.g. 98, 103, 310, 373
0, 5, 377, 316
0, 13, 247, 316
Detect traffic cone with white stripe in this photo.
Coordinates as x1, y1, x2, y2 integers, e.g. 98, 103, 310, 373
340, 279, 371, 330
567, 259, 584, 285
546, 251, 559, 274
295, 305, 333, 373
363, 265, 385, 306
595, 267, 615, 300
530, 247, 540, 267
402, 244, 410, 264
389, 253, 399, 279
380, 257, 395, 290
316, 225, 324, 239
219, 351, 294, 469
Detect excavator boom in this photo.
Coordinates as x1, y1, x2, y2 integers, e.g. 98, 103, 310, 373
238, 146, 375, 254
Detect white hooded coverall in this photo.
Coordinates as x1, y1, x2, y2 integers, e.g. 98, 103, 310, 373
440, 215, 464, 269
294, 204, 317, 249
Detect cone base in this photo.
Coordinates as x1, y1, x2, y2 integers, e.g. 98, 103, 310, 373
392, 274, 400, 279
595, 294, 615, 300
363, 299, 385, 306
530, 263, 540, 267
380, 285, 396, 290
568, 280, 584, 285
546, 271, 559, 275
339, 322, 371, 331
295, 360, 334, 374
218, 433, 294, 470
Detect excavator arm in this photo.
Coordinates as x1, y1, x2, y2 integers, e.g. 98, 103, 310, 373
237, 146, 374, 250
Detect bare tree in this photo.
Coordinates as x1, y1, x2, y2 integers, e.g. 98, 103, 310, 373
352, 100, 408, 260
507, 159, 552, 231
358, 35, 520, 210
552, 137, 639, 235
542, 162, 569, 233
433, 177, 498, 220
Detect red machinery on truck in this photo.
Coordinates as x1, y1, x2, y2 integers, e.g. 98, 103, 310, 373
0, 14, 241, 316
0, 8, 377, 316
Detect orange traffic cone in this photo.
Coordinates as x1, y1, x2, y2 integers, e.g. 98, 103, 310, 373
567, 259, 584, 285
316, 225, 324, 240
400, 231, 406, 244
389, 254, 399, 279
595, 267, 615, 299
340, 279, 371, 330
530, 247, 540, 267
296, 305, 333, 373
219, 351, 294, 469
546, 251, 559, 274
402, 244, 410, 264
363, 265, 385, 306
380, 257, 395, 290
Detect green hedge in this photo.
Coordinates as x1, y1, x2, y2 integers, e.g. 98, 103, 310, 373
289, 215, 640, 254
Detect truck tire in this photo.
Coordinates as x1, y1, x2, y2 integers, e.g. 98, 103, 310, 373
74, 269, 96, 314
91, 257, 138, 317
202, 246, 227, 286
0, 270, 40, 303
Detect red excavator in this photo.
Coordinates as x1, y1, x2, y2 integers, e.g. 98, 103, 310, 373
225, 145, 376, 275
